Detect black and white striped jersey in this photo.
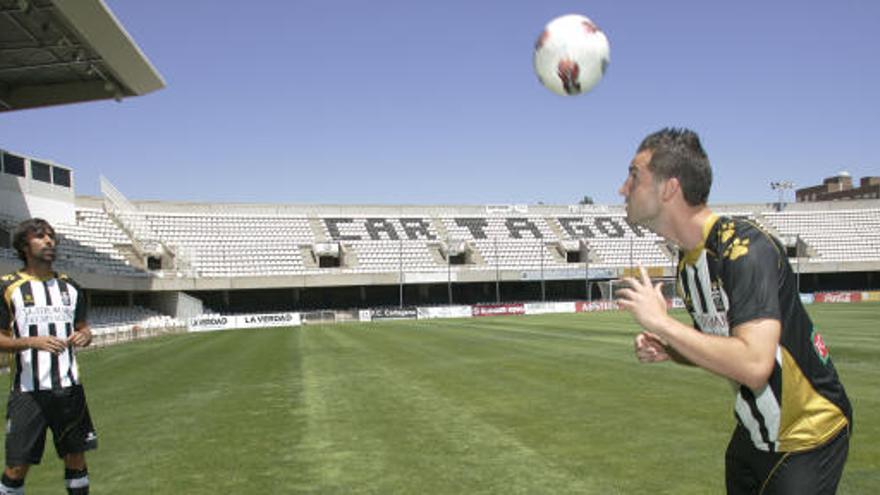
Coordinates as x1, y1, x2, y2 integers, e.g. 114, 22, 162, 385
0, 270, 87, 392
677, 215, 851, 453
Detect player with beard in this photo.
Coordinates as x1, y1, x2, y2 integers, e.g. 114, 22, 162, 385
0, 218, 96, 494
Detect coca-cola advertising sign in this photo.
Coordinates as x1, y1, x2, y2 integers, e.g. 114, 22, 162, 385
814, 292, 861, 304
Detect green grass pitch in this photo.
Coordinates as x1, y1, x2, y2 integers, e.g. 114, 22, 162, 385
8, 303, 879, 493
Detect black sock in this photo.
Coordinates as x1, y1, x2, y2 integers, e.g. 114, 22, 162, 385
64, 467, 89, 495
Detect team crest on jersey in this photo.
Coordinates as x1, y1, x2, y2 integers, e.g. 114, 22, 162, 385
711, 284, 726, 311
61, 291, 71, 306
811, 328, 830, 364
720, 221, 736, 243
23, 294, 33, 304
724, 237, 750, 261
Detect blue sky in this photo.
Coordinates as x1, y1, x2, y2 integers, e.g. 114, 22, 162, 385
2, 0, 877, 206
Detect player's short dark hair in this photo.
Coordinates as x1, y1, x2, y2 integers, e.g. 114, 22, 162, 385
638, 128, 712, 206
12, 218, 55, 263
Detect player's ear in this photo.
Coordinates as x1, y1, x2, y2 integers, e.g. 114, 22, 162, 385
661, 177, 680, 201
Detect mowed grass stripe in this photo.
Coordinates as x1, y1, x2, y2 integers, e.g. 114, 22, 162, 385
18, 329, 312, 493
292, 316, 728, 494
295, 324, 610, 493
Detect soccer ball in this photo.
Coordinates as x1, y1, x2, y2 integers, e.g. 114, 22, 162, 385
533, 14, 610, 96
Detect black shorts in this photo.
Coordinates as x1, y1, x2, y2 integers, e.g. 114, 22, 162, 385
725, 423, 849, 495
5, 385, 98, 466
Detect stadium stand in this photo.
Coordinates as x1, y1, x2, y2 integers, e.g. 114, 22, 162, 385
319, 217, 441, 273
54, 213, 147, 277
762, 209, 880, 263
443, 216, 562, 270
553, 215, 670, 268
2, 145, 879, 321
144, 213, 313, 277
4, 201, 880, 281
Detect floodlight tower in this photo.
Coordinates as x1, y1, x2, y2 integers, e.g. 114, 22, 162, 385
770, 181, 795, 211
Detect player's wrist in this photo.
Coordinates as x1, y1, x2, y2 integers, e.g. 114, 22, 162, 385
649, 314, 680, 341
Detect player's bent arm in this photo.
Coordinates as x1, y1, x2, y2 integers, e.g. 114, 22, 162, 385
634, 332, 669, 363
0, 330, 16, 351
69, 322, 93, 347
0, 329, 31, 351
665, 345, 695, 366
0, 330, 67, 353
665, 321, 701, 366
652, 317, 780, 391
633, 331, 694, 366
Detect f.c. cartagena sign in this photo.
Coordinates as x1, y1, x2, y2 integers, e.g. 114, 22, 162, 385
371, 307, 418, 320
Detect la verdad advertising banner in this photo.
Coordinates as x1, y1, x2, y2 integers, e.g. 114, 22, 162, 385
189, 312, 301, 332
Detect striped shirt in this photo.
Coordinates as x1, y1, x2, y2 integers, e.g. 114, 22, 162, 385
677, 215, 851, 453
0, 270, 86, 392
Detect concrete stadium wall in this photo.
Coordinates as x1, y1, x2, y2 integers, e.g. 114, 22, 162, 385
1, 167, 75, 225
150, 290, 203, 320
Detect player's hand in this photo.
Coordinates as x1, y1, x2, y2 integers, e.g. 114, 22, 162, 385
634, 331, 670, 363
29, 336, 67, 354
616, 264, 669, 334
68, 330, 92, 348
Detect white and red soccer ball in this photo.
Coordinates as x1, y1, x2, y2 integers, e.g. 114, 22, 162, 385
533, 14, 610, 96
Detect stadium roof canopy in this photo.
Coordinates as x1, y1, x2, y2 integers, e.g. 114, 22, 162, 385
0, 0, 164, 112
